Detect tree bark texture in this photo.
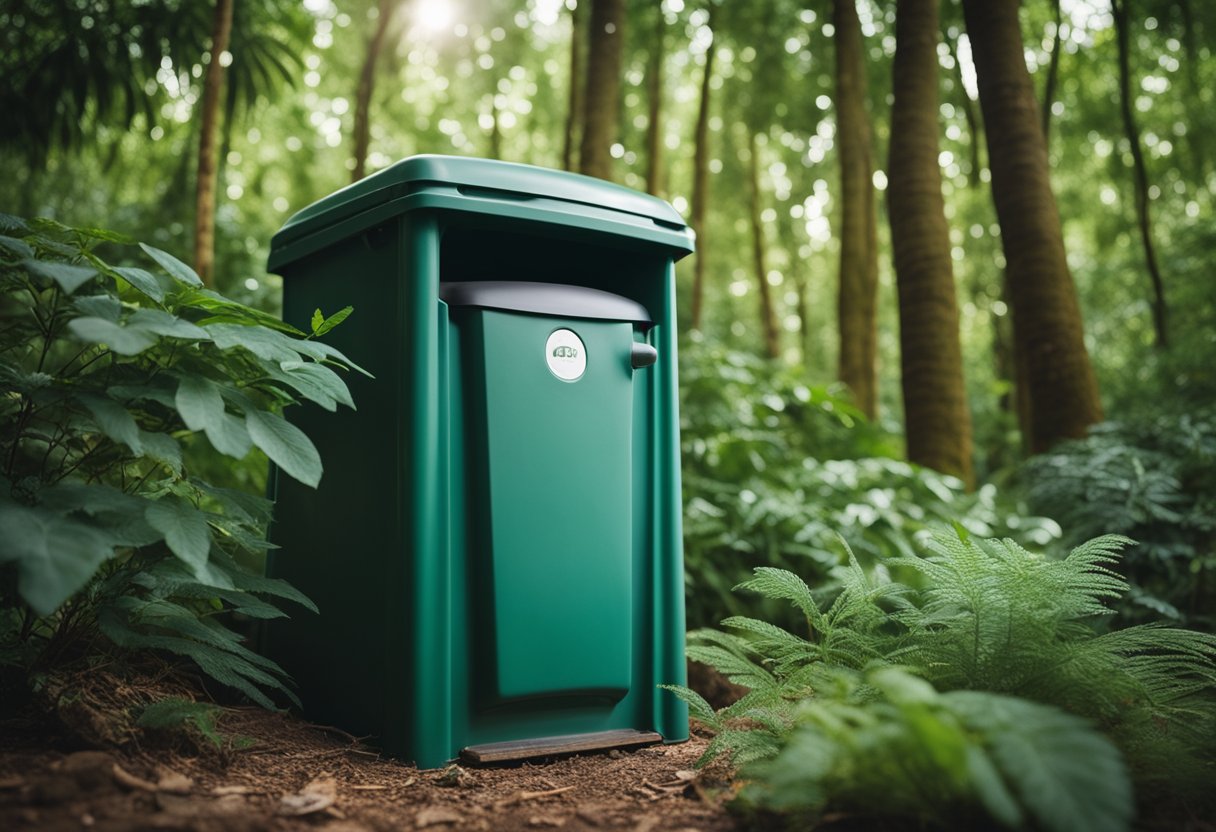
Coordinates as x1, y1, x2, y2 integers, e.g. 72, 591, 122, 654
351, 0, 395, 183
644, 7, 666, 196
834, 0, 879, 418
888, 0, 974, 487
1112, 0, 1168, 348
193, 0, 233, 286
562, 0, 585, 172
749, 132, 781, 359
579, 0, 625, 181
689, 33, 715, 332
962, 0, 1103, 453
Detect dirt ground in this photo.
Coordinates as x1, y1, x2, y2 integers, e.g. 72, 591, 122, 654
0, 690, 742, 832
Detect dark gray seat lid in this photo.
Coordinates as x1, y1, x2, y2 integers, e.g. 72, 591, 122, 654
440, 281, 652, 327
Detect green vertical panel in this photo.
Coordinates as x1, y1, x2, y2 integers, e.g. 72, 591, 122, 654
469, 311, 635, 701
404, 215, 452, 768
652, 262, 689, 741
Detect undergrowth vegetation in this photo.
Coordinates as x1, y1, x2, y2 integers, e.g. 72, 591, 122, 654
0, 216, 359, 708
666, 531, 1216, 831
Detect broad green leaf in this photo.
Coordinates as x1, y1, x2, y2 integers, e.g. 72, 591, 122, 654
78, 226, 135, 244
145, 498, 213, 579
245, 408, 322, 487
108, 383, 177, 409
177, 288, 307, 335
208, 410, 253, 458
0, 235, 33, 258
68, 316, 156, 355
310, 308, 324, 334
313, 305, 353, 337
23, 259, 98, 294
0, 502, 117, 615
176, 375, 225, 433
129, 308, 209, 340
207, 323, 301, 363
139, 431, 183, 475
112, 266, 166, 302
73, 294, 122, 321
290, 337, 372, 377
139, 243, 203, 287
272, 360, 355, 410
78, 394, 143, 454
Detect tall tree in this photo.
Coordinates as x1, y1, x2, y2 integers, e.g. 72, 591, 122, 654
748, 132, 781, 359
1112, 0, 1168, 348
833, 0, 879, 418
579, 0, 626, 181
351, 0, 396, 183
689, 23, 715, 332
888, 0, 974, 486
562, 0, 586, 172
193, 0, 234, 286
962, 0, 1103, 452
645, 6, 667, 196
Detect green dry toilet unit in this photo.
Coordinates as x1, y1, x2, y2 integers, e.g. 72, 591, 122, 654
264, 155, 694, 768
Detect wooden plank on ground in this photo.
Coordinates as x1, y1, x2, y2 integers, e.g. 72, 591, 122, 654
461, 729, 663, 764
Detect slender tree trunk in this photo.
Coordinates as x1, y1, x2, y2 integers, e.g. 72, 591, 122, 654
748, 133, 781, 359
944, 27, 983, 187
1112, 0, 1168, 348
889, 0, 974, 486
644, 7, 666, 196
962, 0, 1103, 452
689, 32, 715, 332
488, 96, 502, 160
793, 268, 810, 366
1041, 0, 1062, 142
562, 0, 585, 172
579, 0, 625, 181
834, 0, 879, 418
351, 0, 395, 183
193, 0, 233, 286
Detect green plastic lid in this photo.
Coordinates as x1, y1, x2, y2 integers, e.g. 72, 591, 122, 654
268, 155, 692, 271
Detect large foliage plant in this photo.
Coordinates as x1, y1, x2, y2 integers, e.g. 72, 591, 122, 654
666, 531, 1216, 831
0, 215, 362, 707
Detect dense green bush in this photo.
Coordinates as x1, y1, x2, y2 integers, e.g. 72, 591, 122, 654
1022, 412, 1216, 629
667, 531, 1216, 830
679, 339, 1058, 630
0, 216, 361, 706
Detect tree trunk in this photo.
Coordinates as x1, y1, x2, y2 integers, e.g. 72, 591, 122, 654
1041, 0, 1062, 142
562, 0, 585, 172
834, 0, 879, 418
644, 7, 666, 196
193, 0, 233, 286
748, 132, 781, 360
1112, 0, 1168, 348
351, 0, 395, 183
889, 0, 974, 487
689, 31, 715, 332
579, 0, 625, 181
962, 0, 1103, 452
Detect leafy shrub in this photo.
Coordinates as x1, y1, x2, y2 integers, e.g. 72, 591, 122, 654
1022, 412, 1216, 629
667, 531, 1216, 830
0, 216, 361, 707
679, 338, 1058, 630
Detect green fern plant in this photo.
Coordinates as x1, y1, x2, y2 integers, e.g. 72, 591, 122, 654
670, 530, 1216, 829
0, 215, 362, 707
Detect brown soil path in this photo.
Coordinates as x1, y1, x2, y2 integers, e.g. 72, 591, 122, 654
0, 707, 739, 832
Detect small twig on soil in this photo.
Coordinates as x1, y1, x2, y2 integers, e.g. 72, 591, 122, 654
111, 764, 157, 793
496, 785, 576, 808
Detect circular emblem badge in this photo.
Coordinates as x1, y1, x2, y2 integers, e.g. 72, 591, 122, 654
545, 329, 586, 381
